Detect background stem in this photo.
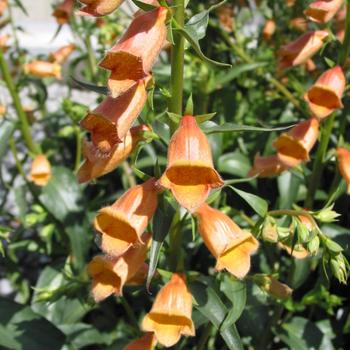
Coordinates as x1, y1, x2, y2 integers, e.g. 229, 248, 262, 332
168, 0, 185, 133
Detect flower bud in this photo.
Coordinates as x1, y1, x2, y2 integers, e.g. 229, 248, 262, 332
142, 274, 195, 347
262, 20, 276, 41
307, 235, 320, 255
123, 333, 156, 350
49, 43, 75, 64
304, 66, 346, 119
94, 178, 158, 256
77, 0, 124, 17
24, 61, 61, 79
330, 253, 348, 284
99, 7, 168, 98
273, 117, 319, 163
254, 274, 293, 300
278, 31, 328, 70
88, 232, 151, 301
159, 116, 224, 212
80, 76, 150, 155
336, 147, 350, 194
262, 216, 278, 243
194, 203, 259, 279
77, 125, 150, 183
29, 154, 52, 187
304, 0, 344, 24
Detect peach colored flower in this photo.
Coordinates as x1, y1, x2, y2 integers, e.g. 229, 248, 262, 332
77, 0, 124, 17
123, 333, 156, 350
278, 31, 329, 70
142, 274, 195, 347
289, 17, 308, 32
248, 154, 292, 178
304, 66, 346, 119
99, 7, 168, 98
78, 125, 150, 183
304, 0, 344, 23
94, 178, 158, 256
52, 0, 74, 25
273, 117, 319, 163
337, 147, 350, 194
80, 76, 151, 155
49, 43, 75, 64
88, 233, 151, 301
159, 115, 224, 212
262, 20, 276, 41
0, 0, 7, 17
24, 61, 61, 79
29, 154, 52, 186
194, 203, 259, 279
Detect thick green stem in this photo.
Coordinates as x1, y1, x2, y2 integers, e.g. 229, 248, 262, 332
304, 115, 335, 209
339, 0, 350, 66
74, 126, 82, 172
0, 50, 40, 154
168, 0, 185, 133
196, 323, 213, 350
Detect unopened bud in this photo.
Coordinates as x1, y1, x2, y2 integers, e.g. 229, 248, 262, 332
254, 274, 293, 300
307, 235, 320, 255
262, 216, 278, 243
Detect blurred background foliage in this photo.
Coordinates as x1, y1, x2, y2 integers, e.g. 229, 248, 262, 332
0, 0, 350, 349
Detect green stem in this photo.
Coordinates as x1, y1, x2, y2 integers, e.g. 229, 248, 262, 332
304, 115, 335, 209
74, 126, 82, 172
9, 137, 26, 179
339, 0, 350, 66
83, 24, 98, 79
196, 322, 213, 350
0, 50, 40, 154
120, 297, 141, 335
168, 0, 185, 133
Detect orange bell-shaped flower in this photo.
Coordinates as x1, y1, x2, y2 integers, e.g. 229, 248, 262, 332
0, 0, 7, 17
78, 0, 124, 17
80, 76, 150, 155
337, 147, 350, 194
52, 0, 74, 25
24, 61, 61, 79
94, 178, 158, 256
248, 154, 292, 178
78, 125, 150, 183
289, 17, 308, 32
273, 117, 319, 164
49, 43, 75, 64
159, 115, 224, 212
278, 30, 328, 70
123, 333, 156, 350
194, 203, 259, 279
262, 20, 276, 41
304, 66, 346, 119
29, 154, 52, 186
304, 0, 343, 23
88, 232, 151, 301
141, 273, 195, 347
99, 7, 168, 98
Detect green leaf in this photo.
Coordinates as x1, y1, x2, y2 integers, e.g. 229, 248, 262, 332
71, 76, 109, 95
0, 297, 66, 350
185, 94, 194, 115
195, 112, 216, 123
173, 19, 231, 67
208, 62, 269, 92
13, 0, 28, 15
39, 167, 82, 222
131, 0, 157, 11
189, 281, 243, 350
220, 276, 246, 330
228, 186, 268, 217
0, 119, 15, 160
167, 111, 182, 124
147, 196, 176, 290
132, 167, 152, 181
202, 122, 294, 134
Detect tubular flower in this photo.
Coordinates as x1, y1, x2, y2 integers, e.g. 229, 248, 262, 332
337, 147, 350, 194
304, 66, 346, 119
262, 20, 276, 41
289, 17, 308, 32
0, 0, 7, 17
24, 61, 61, 79
52, 0, 75, 25
88, 232, 151, 301
254, 275, 293, 300
273, 117, 319, 164
77, 0, 124, 17
194, 203, 259, 279
49, 43, 75, 64
159, 115, 224, 212
304, 0, 344, 23
0, 34, 10, 52
77, 125, 150, 183
123, 333, 156, 350
248, 154, 294, 178
29, 154, 52, 186
94, 178, 158, 256
278, 31, 328, 70
99, 7, 168, 98
142, 274, 195, 348
80, 76, 151, 154
279, 242, 309, 259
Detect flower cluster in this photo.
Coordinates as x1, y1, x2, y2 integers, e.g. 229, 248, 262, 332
250, 1, 346, 178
